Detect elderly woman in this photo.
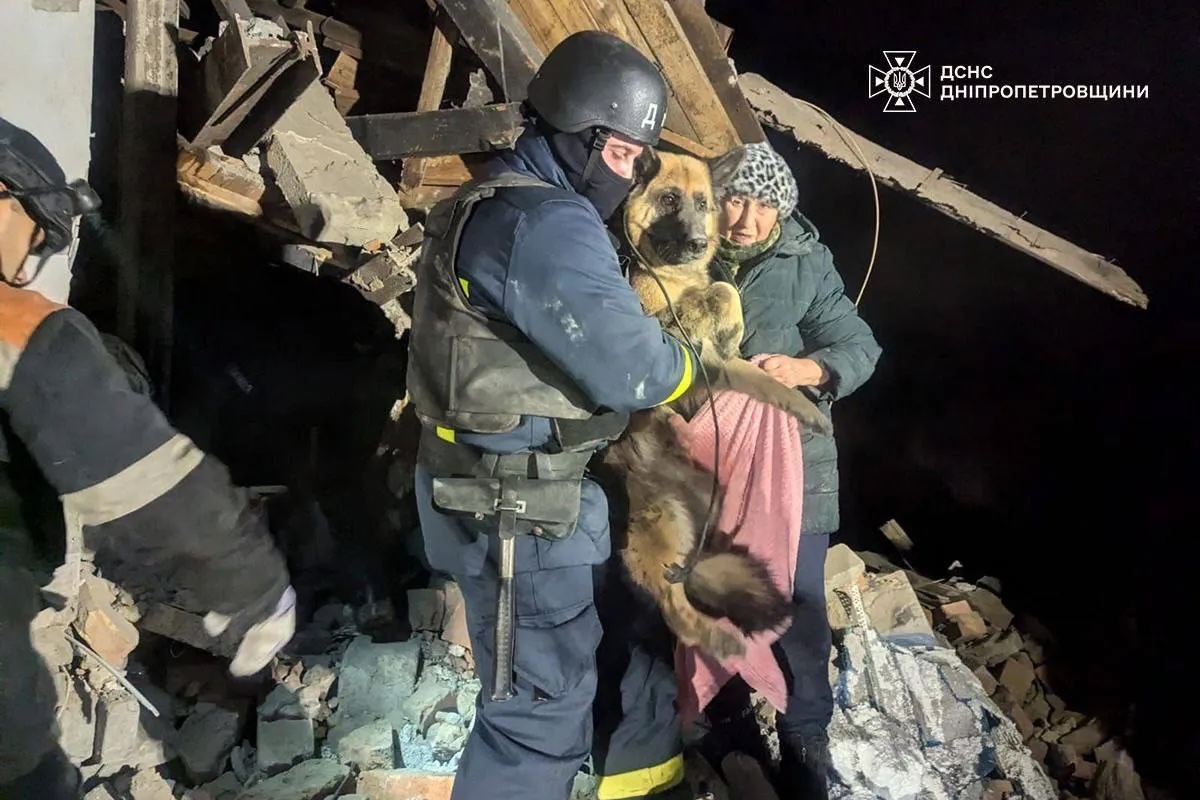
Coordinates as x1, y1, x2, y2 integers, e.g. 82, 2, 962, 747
698, 141, 882, 796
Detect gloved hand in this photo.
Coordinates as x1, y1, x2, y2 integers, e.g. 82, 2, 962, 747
203, 586, 297, 677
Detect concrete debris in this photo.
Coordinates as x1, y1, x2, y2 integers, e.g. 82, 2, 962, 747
336, 719, 395, 771
93, 685, 173, 770
177, 702, 244, 783
235, 758, 350, 800
825, 623, 1056, 799
256, 717, 315, 776
199, 772, 244, 800
127, 767, 176, 800
84, 784, 119, 800
265, 83, 407, 248
330, 635, 422, 737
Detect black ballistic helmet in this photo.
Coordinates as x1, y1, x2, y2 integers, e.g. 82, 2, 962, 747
526, 30, 669, 146
0, 115, 102, 259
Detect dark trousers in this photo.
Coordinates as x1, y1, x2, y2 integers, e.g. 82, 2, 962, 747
776, 532, 834, 737
416, 464, 687, 800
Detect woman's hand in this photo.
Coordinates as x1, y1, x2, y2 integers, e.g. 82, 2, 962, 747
760, 355, 828, 388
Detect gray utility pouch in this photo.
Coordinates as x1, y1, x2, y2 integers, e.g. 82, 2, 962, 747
421, 427, 594, 540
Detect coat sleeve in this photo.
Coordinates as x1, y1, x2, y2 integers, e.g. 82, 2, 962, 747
500, 198, 695, 412
0, 285, 289, 622
798, 244, 882, 401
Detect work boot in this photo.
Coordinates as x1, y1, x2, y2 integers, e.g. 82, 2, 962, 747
697, 704, 772, 776
778, 731, 831, 800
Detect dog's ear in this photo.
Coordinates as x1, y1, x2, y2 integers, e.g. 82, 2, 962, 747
631, 147, 661, 195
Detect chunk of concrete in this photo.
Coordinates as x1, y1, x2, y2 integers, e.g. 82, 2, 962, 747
257, 717, 315, 776
236, 759, 350, 800
94, 688, 172, 769
83, 785, 119, 800
403, 667, 458, 734
335, 719, 395, 771
128, 768, 175, 800
265, 83, 407, 248
59, 675, 97, 762
199, 772, 243, 800
856, 571, 936, 644
177, 702, 243, 783
330, 636, 421, 735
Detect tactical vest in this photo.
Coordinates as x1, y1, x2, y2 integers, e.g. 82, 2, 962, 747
406, 172, 628, 539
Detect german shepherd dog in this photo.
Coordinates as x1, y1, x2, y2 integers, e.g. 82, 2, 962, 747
595, 150, 831, 660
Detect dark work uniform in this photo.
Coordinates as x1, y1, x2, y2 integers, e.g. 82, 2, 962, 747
0, 284, 290, 795
407, 128, 695, 800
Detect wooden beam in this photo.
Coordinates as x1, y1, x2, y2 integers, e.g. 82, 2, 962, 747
669, 0, 762, 144
399, 13, 456, 194
322, 51, 361, 116
739, 73, 1149, 309
182, 16, 322, 156
710, 17, 733, 52
621, 0, 740, 153
433, 0, 543, 102
348, 104, 524, 161
120, 0, 180, 404
582, 0, 699, 143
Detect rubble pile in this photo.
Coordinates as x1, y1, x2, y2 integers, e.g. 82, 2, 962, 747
797, 545, 1155, 800
36, 556, 470, 799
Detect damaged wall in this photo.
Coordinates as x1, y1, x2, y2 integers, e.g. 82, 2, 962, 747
0, 0, 97, 303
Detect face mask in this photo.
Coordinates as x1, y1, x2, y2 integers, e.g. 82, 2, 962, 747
546, 128, 633, 221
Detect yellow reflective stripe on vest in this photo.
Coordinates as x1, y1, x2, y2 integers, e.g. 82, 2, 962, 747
458, 277, 470, 298
596, 753, 685, 799
435, 426, 456, 443
60, 433, 205, 526
658, 343, 693, 406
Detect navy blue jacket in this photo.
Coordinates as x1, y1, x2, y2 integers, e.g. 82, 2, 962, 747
452, 129, 692, 456
414, 129, 694, 586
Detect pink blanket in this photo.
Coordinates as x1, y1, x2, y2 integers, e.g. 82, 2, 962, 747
673, 355, 805, 726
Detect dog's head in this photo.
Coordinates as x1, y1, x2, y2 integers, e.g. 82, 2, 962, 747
623, 149, 718, 268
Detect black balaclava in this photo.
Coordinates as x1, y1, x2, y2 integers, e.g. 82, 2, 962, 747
544, 125, 632, 221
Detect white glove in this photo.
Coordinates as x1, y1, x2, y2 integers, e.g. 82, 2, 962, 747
203, 586, 297, 677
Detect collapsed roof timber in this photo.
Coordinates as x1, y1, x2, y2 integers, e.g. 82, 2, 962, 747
107, 0, 1147, 397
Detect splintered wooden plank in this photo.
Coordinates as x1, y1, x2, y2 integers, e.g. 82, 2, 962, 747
711, 17, 733, 51
669, 0, 762, 143
434, 0, 543, 101
349, 104, 524, 160
584, 0, 699, 143
622, 0, 740, 153
508, 0, 570, 52
400, 15, 456, 193
739, 72, 1149, 309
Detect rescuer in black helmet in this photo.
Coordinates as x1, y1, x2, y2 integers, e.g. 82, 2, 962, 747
405, 30, 700, 800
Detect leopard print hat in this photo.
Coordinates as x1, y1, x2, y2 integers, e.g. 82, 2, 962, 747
709, 141, 798, 219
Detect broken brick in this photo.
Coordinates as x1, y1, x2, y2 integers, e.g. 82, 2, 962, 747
959, 627, 1024, 669
357, 769, 454, 800
1024, 687, 1052, 728
937, 600, 973, 621
973, 666, 998, 696
439, 583, 471, 653
75, 580, 140, 668
947, 611, 989, 642
995, 654, 1036, 702
966, 586, 1014, 630
1060, 718, 1107, 756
